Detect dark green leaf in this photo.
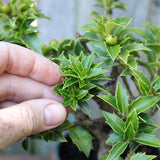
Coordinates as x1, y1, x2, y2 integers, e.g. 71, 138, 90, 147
138, 123, 159, 134
55, 120, 74, 131
53, 130, 66, 143
74, 40, 85, 55
63, 78, 78, 89
87, 68, 107, 79
70, 99, 78, 111
116, 82, 129, 115
120, 68, 132, 76
22, 33, 42, 54
107, 141, 128, 160
135, 133, 160, 147
21, 138, 29, 152
78, 101, 91, 117
69, 126, 93, 157
90, 41, 109, 58
106, 132, 123, 145
103, 112, 125, 136
129, 96, 160, 114
139, 112, 156, 125
100, 154, 108, 160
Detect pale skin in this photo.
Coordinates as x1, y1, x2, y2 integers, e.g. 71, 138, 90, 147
0, 42, 67, 151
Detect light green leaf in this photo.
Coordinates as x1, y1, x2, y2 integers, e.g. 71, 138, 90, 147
124, 121, 135, 140
82, 53, 94, 69
130, 153, 156, 160
106, 44, 121, 61
116, 82, 129, 115
70, 99, 78, 111
126, 109, 138, 131
78, 101, 91, 117
69, 126, 93, 157
103, 112, 125, 136
106, 132, 123, 145
113, 17, 132, 27
105, 22, 121, 35
135, 133, 160, 147
129, 96, 160, 114
127, 56, 137, 69
22, 33, 42, 54
98, 94, 117, 110
55, 120, 74, 131
107, 141, 128, 160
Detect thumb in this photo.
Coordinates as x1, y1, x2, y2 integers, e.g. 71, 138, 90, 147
0, 99, 67, 151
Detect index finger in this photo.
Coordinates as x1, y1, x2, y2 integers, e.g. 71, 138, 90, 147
0, 42, 62, 85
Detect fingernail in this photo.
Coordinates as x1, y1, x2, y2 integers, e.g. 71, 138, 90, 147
44, 104, 64, 126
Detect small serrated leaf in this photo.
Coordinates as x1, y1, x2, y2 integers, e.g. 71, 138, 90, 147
130, 153, 156, 160
78, 101, 91, 117
106, 132, 123, 145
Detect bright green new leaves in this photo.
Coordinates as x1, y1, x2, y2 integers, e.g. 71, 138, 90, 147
135, 133, 160, 148
124, 121, 135, 140
129, 96, 160, 114
69, 126, 93, 157
55, 52, 108, 112
107, 141, 128, 160
130, 153, 156, 160
116, 82, 129, 115
103, 111, 125, 136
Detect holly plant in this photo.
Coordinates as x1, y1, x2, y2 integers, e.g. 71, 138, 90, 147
1, 0, 160, 159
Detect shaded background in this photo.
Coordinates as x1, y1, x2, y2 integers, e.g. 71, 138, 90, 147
0, 0, 160, 159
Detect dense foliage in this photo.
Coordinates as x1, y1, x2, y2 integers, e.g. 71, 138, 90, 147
1, 0, 160, 159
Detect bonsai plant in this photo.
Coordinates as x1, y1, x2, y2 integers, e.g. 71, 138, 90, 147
1, 0, 160, 159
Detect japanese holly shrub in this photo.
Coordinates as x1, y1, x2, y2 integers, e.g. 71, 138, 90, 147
1, 0, 160, 159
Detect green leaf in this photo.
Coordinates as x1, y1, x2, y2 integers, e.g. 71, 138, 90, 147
106, 44, 121, 61
82, 53, 94, 69
74, 40, 85, 55
127, 56, 137, 69
90, 41, 109, 58
105, 21, 121, 35
53, 130, 66, 143
76, 90, 88, 100
125, 43, 150, 52
103, 112, 125, 136
86, 68, 107, 79
113, 17, 132, 27
21, 138, 29, 152
107, 141, 128, 160
152, 76, 160, 94
116, 82, 129, 115
69, 126, 93, 157
130, 153, 156, 160
55, 120, 74, 131
120, 68, 132, 76
129, 96, 160, 114
22, 33, 42, 54
119, 51, 129, 63
138, 123, 159, 134
135, 133, 160, 148
126, 109, 138, 131
106, 132, 123, 145
63, 78, 78, 89
124, 121, 135, 140
139, 112, 156, 125
131, 69, 151, 95
70, 99, 78, 111
78, 101, 91, 117
98, 94, 117, 110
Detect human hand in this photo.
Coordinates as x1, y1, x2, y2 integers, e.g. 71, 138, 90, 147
0, 42, 67, 151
